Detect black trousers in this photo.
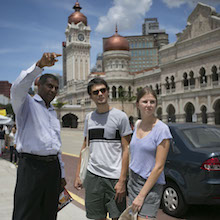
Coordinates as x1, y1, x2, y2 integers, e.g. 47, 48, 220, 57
12, 155, 61, 220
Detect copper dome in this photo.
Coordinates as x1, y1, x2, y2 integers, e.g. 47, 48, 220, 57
104, 27, 129, 52
68, 1, 87, 26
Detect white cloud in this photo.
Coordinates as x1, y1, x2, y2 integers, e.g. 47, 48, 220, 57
163, 0, 220, 9
95, 0, 152, 35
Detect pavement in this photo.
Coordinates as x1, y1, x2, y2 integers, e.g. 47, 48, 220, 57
0, 157, 88, 220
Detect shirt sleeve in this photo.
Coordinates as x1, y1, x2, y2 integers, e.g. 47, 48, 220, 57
156, 124, 172, 146
83, 112, 92, 137
10, 63, 43, 115
119, 112, 133, 137
58, 151, 65, 178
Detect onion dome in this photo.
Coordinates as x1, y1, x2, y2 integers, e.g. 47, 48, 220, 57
68, 1, 87, 26
104, 25, 129, 52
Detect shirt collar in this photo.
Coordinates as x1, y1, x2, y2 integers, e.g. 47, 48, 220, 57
33, 94, 54, 110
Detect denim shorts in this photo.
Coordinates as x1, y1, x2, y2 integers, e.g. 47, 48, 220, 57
84, 170, 126, 219
128, 170, 163, 219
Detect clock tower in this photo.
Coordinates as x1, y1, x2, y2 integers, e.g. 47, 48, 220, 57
63, 1, 91, 85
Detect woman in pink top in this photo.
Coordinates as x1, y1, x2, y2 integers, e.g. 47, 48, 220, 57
128, 87, 172, 220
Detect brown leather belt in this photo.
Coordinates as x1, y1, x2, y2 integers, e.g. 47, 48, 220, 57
19, 153, 58, 162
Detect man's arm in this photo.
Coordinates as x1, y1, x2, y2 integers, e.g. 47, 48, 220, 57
74, 137, 87, 190
58, 151, 67, 190
11, 52, 61, 114
114, 134, 131, 202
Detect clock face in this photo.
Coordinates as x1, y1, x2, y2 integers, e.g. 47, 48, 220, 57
78, 34, 85, 41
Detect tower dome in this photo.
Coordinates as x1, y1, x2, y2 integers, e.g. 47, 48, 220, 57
104, 26, 129, 52
68, 1, 87, 26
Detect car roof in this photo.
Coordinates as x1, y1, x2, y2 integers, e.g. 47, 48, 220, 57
167, 123, 220, 130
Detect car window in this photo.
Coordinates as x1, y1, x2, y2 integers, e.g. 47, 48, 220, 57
181, 127, 220, 148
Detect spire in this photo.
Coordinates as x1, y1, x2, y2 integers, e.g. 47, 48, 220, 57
115, 24, 118, 34
73, 0, 82, 12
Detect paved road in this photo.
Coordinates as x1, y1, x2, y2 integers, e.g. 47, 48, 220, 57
60, 128, 220, 220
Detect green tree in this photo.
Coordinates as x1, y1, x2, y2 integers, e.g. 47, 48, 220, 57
117, 88, 136, 111
53, 101, 66, 122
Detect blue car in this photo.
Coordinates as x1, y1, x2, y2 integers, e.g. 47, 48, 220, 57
161, 123, 220, 217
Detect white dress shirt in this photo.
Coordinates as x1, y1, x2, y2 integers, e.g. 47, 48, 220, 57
11, 63, 65, 178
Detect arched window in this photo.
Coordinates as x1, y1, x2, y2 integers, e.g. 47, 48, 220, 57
69, 35, 71, 42
183, 72, 188, 87
112, 86, 116, 99
200, 67, 207, 84
118, 86, 124, 98
165, 77, 170, 90
212, 65, 218, 82
189, 71, 195, 86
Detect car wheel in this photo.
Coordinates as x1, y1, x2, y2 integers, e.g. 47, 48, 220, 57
161, 182, 188, 217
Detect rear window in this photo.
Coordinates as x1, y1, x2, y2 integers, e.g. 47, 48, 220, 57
181, 127, 220, 148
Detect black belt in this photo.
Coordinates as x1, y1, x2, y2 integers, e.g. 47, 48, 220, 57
19, 153, 58, 162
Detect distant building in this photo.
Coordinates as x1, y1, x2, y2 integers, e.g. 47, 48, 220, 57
103, 18, 169, 73
142, 18, 166, 35
62, 1, 91, 87
58, 2, 220, 128
0, 81, 11, 98
91, 53, 103, 73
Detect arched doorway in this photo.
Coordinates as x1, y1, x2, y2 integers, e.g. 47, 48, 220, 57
201, 105, 207, 124
167, 104, 176, 122
185, 103, 195, 122
62, 113, 78, 128
214, 99, 220, 125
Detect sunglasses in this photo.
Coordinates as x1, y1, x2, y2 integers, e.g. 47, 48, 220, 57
92, 88, 107, 95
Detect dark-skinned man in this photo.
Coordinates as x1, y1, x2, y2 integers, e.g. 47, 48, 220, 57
11, 52, 66, 220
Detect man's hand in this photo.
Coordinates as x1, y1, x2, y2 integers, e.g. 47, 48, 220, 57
114, 180, 126, 203
74, 176, 83, 190
60, 178, 67, 191
36, 52, 61, 68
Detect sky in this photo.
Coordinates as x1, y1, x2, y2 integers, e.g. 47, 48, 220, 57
1, 0, 220, 84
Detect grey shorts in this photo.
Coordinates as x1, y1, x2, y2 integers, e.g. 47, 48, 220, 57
128, 170, 163, 219
84, 170, 126, 219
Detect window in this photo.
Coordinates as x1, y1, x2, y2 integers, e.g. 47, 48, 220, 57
183, 72, 188, 87
212, 65, 218, 82
200, 67, 207, 84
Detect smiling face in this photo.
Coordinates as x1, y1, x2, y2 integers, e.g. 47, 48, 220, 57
90, 84, 109, 106
38, 77, 59, 107
137, 93, 157, 117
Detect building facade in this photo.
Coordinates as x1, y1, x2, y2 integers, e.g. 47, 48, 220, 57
0, 81, 12, 99
58, 2, 220, 128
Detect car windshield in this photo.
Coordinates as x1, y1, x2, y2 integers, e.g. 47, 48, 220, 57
181, 127, 220, 148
